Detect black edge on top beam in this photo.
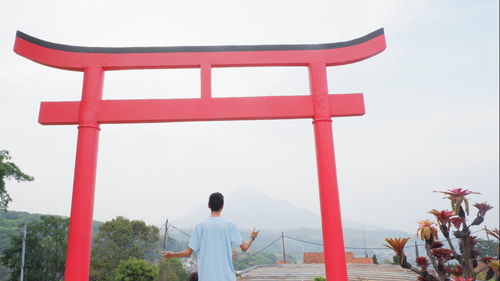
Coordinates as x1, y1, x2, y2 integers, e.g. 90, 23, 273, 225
16, 29, 384, 54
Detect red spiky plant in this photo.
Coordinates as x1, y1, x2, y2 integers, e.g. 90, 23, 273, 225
385, 189, 499, 281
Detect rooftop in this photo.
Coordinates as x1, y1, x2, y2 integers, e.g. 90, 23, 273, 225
239, 263, 417, 281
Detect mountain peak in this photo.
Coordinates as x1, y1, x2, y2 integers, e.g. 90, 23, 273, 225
174, 187, 321, 229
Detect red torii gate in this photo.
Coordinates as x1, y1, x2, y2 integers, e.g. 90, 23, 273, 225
14, 29, 386, 281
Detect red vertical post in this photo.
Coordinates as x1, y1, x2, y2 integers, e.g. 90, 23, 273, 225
64, 66, 104, 281
201, 63, 212, 100
309, 62, 348, 281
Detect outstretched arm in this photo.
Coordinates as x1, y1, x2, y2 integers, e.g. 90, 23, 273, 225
240, 229, 260, 252
162, 247, 193, 258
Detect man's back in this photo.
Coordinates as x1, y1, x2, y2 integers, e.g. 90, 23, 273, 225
162, 193, 258, 280
189, 217, 243, 281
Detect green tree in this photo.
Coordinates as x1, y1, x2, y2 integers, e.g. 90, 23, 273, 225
114, 258, 159, 281
0, 150, 34, 210
234, 252, 278, 270
157, 258, 188, 281
90, 216, 160, 281
476, 239, 499, 258
1, 215, 68, 281
0, 266, 12, 281
391, 255, 399, 265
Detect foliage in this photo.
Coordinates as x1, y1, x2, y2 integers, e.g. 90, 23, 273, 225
0, 150, 34, 210
372, 254, 379, 264
285, 253, 298, 264
163, 236, 188, 253
485, 228, 499, 240
233, 252, 278, 270
114, 258, 159, 281
384, 237, 410, 259
0, 215, 69, 281
0, 265, 12, 281
0, 211, 101, 253
392, 255, 400, 265
0, 211, 42, 254
385, 189, 499, 281
90, 216, 160, 281
157, 258, 189, 281
313, 277, 326, 281
476, 240, 499, 258
0, 211, 103, 280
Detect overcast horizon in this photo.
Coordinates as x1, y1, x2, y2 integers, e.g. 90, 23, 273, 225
2, 186, 431, 234
1, 0, 498, 234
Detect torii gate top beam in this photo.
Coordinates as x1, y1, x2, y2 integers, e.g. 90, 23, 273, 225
14, 29, 385, 71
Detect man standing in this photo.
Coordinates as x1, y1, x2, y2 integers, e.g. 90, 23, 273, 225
163, 192, 259, 281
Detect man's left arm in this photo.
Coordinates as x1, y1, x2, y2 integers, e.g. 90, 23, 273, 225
240, 228, 260, 252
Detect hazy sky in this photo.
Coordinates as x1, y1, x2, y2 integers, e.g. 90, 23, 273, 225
1, 0, 498, 233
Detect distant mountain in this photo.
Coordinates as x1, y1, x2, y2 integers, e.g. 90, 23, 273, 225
174, 187, 397, 232
175, 187, 322, 229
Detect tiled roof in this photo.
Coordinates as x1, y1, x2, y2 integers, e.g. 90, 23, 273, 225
239, 263, 418, 281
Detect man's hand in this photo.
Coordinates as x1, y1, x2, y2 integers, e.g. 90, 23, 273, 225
251, 228, 260, 239
162, 251, 174, 258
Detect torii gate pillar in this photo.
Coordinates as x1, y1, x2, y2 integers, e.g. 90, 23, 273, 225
310, 62, 348, 279
66, 67, 104, 279
14, 29, 386, 281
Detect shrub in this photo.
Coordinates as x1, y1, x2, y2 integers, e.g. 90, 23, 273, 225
385, 188, 499, 281
114, 258, 159, 281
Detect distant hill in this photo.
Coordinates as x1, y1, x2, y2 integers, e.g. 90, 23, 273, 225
0, 211, 105, 281
0, 210, 45, 254
175, 187, 322, 229
0, 210, 103, 254
0, 211, 56, 280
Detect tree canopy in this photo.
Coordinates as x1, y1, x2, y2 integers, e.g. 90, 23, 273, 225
90, 216, 160, 281
114, 258, 159, 281
0, 150, 34, 210
157, 258, 189, 281
1, 215, 69, 281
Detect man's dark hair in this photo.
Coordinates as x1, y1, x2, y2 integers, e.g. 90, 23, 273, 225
188, 271, 198, 281
208, 192, 224, 212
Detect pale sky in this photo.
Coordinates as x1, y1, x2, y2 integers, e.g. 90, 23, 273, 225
1, 0, 498, 233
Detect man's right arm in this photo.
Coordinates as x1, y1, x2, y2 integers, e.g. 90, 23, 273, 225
162, 247, 193, 258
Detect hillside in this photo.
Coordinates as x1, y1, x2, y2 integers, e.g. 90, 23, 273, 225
0, 211, 105, 281
0, 210, 103, 253
0, 211, 44, 253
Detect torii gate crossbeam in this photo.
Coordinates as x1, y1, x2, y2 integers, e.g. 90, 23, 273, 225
14, 29, 386, 281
